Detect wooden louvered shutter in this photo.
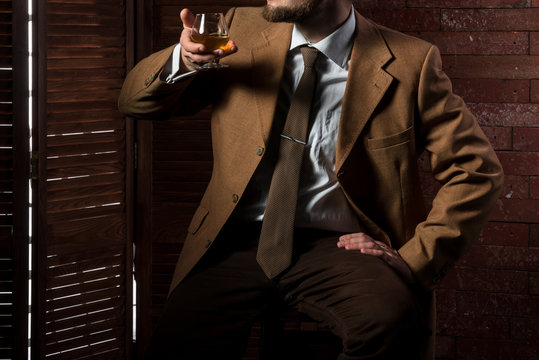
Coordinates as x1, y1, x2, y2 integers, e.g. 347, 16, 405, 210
0, 0, 30, 358
33, 0, 134, 358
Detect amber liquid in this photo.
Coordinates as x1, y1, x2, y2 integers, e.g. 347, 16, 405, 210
191, 33, 229, 51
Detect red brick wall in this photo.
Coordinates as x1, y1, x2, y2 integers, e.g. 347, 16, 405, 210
353, 1, 538, 359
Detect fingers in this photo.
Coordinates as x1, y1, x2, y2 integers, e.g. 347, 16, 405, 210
179, 9, 238, 71
337, 232, 377, 250
337, 233, 392, 258
180, 8, 195, 29
337, 232, 415, 283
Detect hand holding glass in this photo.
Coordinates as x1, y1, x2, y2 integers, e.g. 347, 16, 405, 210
190, 13, 230, 69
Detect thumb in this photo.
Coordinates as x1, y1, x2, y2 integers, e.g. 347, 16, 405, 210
180, 8, 195, 29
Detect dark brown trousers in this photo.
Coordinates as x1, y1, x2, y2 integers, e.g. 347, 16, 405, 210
145, 222, 429, 359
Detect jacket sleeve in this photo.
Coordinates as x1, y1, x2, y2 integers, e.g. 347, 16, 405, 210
398, 45, 503, 291
117, 44, 215, 119
118, 8, 237, 119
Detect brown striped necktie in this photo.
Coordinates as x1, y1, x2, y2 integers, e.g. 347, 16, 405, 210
256, 46, 320, 278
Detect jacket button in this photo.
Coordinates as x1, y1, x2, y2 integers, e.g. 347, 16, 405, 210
232, 194, 239, 203
256, 146, 264, 156
205, 239, 212, 248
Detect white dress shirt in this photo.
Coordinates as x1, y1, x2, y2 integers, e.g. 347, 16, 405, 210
236, 8, 362, 232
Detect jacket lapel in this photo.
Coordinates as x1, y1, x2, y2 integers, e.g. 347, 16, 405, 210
251, 22, 292, 145
336, 11, 394, 173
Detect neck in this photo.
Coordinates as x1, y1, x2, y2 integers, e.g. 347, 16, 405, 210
296, 3, 352, 43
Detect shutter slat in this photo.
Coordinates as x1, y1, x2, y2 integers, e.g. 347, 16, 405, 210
46, 295, 124, 325
46, 173, 123, 192
48, 183, 123, 203
46, 329, 125, 360
47, 193, 125, 215
46, 163, 124, 180
46, 286, 123, 312
46, 317, 124, 347
48, 119, 124, 134
46, 324, 125, 357
45, 276, 124, 306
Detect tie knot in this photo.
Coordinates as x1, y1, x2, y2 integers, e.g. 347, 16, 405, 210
300, 46, 319, 68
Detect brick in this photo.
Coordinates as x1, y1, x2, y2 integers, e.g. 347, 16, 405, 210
418, 151, 431, 171
501, 175, 530, 200
353, 0, 405, 8
481, 126, 512, 151
496, 152, 539, 176
442, 55, 539, 79
481, 0, 533, 7
532, 80, 539, 103
456, 338, 539, 360
410, 31, 528, 55
460, 245, 538, 270
407, 0, 481, 7
511, 317, 539, 341
441, 9, 539, 31
469, 103, 539, 127
491, 198, 539, 223
439, 266, 528, 293
419, 170, 442, 196
435, 335, 455, 359
437, 312, 509, 338
452, 79, 529, 103
513, 127, 539, 151
478, 222, 529, 246
358, 8, 440, 31
532, 223, 539, 247
531, 176, 539, 199
409, 0, 531, 6
531, 272, 539, 295
531, 32, 539, 55
457, 292, 539, 317
534, 0, 539, 6
436, 288, 457, 313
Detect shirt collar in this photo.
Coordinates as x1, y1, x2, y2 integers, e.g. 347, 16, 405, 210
289, 7, 355, 69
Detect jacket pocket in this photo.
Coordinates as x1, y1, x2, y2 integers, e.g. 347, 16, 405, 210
367, 126, 414, 150
188, 206, 209, 234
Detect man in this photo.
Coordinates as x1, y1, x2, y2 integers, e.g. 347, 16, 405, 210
119, 0, 503, 358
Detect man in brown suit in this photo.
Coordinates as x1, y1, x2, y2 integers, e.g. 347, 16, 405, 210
119, 0, 503, 358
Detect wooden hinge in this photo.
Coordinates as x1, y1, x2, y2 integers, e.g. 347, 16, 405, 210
31, 150, 38, 180
134, 142, 138, 172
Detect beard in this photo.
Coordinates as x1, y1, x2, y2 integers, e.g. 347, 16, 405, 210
262, 0, 320, 23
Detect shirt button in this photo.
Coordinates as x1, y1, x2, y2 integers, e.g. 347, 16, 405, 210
232, 194, 239, 203
256, 146, 264, 156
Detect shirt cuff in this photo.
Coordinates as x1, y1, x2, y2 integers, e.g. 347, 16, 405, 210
162, 43, 197, 83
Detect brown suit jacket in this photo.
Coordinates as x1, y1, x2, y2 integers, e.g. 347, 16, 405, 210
119, 7, 503, 351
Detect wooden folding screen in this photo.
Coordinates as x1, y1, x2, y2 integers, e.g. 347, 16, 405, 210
0, 0, 29, 358
33, 0, 134, 358
133, 1, 265, 357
